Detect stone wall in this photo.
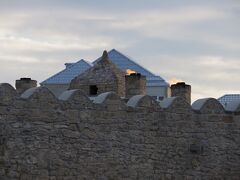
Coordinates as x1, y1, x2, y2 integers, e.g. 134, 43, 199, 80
0, 83, 239, 180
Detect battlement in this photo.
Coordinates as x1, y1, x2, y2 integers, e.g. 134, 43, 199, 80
1, 83, 240, 115
0, 83, 239, 179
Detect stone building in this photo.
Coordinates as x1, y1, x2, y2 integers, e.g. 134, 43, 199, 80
70, 51, 126, 97
70, 50, 147, 98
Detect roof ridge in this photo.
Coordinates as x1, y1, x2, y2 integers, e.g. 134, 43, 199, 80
220, 94, 240, 97
65, 59, 85, 69
80, 59, 93, 67
41, 59, 91, 85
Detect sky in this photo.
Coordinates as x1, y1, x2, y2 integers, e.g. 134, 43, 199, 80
0, 0, 240, 101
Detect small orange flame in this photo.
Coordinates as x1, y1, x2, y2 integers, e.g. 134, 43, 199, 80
169, 77, 184, 85
126, 69, 137, 75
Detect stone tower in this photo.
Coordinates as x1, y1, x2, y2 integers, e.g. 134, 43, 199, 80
15, 78, 37, 94
69, 50, 126, 97
171, 82, 191, 104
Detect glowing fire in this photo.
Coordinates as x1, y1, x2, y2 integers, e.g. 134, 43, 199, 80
169, 77, 184, 85
126, 69, 137, 75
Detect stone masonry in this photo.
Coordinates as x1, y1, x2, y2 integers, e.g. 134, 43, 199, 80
171, 82, 191, 104
15, 78, 37, 94
69, 51, 126, 97
0, 83, 239, 179
125, 73, 146, 99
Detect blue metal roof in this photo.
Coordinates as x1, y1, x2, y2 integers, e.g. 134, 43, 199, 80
93, 49, 168, 86
41, 49, 168, 87
41, 59, 92, 84
218, 94, 240, 107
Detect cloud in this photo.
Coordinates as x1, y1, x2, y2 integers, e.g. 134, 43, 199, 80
140, 54, 240, 101
196, 56, 240, 70
110, 6, 225, 29
108, 6, 239, 51
1, 4, 237, 54
0, 35, 113, 52
0, 0, 239, 102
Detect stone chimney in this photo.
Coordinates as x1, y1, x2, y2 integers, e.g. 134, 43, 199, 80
171, 82, 191, 104
125, 73, 146, 98
15, 78, 37, 94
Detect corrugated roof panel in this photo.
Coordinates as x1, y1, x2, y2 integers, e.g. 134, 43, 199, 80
93, 49, 168, 86
41, 59, 92, 84
218, 94, 240, 106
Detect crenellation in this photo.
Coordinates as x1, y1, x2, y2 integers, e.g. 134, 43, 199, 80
93, 92, 119, 104
58, 89, 93, 110
160, 96, 192, 114
192, 98, 226, 114
93, 92, 126, 111
1, 83, 240, 114
127, 95, 160, 109
0, 83, 18, 105
20, 87, 59, 112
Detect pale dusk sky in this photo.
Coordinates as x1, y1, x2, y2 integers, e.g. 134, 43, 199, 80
0, 0, 240, 101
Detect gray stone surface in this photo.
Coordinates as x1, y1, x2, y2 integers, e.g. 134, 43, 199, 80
93, 92, 116, 104
127, 94, 145, 107
160, 97, 177, 108
125, 73, 146, 98
0, 84, 239, 179
70, 51, 126, 97
192, 98, 225, 114
15, 78, 37, 94
171, 82, 191, 104
20, 87, 39, 99
0, 83, 17, 104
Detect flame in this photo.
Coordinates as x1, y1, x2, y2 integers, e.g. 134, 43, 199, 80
126, 69, 136, 75
169, 77, 184, 85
